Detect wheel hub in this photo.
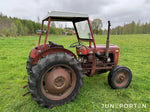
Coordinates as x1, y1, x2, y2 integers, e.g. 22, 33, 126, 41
41, 64, 77, 100
54, 76, 65, 87
118, 75, 125, 83
45, 67, 70, 94
114, 71, 129, 87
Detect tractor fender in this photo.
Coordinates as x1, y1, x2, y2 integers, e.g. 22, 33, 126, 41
30, 47, 77, 65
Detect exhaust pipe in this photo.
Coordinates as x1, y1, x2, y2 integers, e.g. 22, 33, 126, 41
105, 21, 111, 62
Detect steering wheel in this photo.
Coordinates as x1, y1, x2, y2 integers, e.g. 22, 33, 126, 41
69, 41, 83, 48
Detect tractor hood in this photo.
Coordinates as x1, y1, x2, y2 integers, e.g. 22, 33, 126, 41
95, 44, 119, 52
76, 44, 119, 55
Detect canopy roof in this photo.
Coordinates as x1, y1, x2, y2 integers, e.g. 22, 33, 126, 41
43, 11, 89, 22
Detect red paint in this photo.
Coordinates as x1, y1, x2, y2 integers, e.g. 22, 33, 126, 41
76, 44, 119, 76
87, 18, 96, 49
87, 18, 97, 76
30, 44, 77, 65
77, 45, 119, 55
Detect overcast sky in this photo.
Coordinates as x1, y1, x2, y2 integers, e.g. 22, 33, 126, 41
0, 0, 150, 28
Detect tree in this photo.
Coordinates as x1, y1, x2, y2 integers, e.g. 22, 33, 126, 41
16, 19, 23, 35
2, 27, 10, 36
103, 29, 107, 35
25, 20, 34, 34
130, 21, 136, 34
135, 20, 141, 34
10, 22, 17, 36
23, 26, 29, 35
0, 12, 3, 18
98, 29, 103, 35
2, 27, 7, 35
35, 23, 41, 31
91, 19, 103, 34
49, 27, 56, 34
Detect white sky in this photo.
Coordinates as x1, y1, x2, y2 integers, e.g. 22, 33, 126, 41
0, 0, 150, 29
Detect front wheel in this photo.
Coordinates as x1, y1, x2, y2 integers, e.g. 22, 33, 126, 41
28, 52, 83, 108
108, 65, 132, 89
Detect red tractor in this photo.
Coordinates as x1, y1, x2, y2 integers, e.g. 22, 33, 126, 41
24, 11, 132, 108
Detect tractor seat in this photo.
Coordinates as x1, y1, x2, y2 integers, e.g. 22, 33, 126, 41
48, 41, 64, 48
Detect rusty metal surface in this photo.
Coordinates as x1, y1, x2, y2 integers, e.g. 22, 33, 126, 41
30, 47, 77, 65
76, 43, 119, 76
87, 18, 97, 77
23, 84, 28, 89
76, 45, 119, 55
105, 21, 111, 59
45, 67, 70, 94
22, 91, 30, 97
41, 64, 76, 100
114, 71, 129, 87
22, 84, 30, 97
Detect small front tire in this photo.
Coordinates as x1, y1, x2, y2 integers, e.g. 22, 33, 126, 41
108, 65, 132, 89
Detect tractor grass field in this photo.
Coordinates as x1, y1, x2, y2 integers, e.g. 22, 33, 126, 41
0, 34, 150, 112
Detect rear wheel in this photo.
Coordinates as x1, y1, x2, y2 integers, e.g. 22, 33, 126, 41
28, 52, 83, 108
108, 65, 132, 89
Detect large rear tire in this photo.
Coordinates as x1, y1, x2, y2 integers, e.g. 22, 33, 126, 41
28, 52, 83, 108
108, 65, 132, 89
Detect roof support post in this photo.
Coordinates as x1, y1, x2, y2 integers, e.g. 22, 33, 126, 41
38, 20, 44, 49
87, 18, 96, 49
73, 21, 80, 41
87, 18, 97, 77
44, 17, 51, 46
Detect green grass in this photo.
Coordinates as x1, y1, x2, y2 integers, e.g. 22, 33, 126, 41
0, 34, 150, 112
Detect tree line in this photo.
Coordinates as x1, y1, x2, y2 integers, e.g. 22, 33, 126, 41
91, 19, 150, 35
0, 13, 40, 36
0, 13, 103, 37
111, 21, 150, 35
0, 13, 63, 37
0, 12, 150, 37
